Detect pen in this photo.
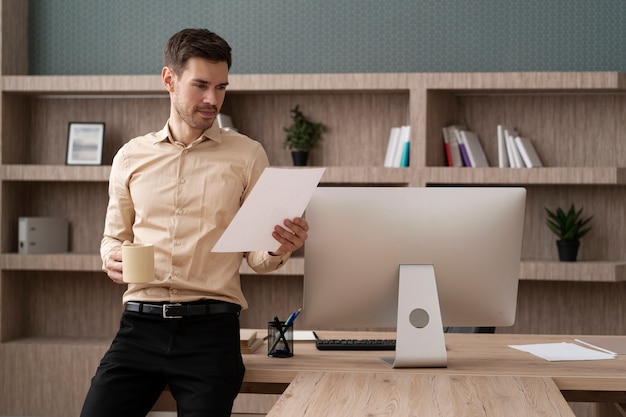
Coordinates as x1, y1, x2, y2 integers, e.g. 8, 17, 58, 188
284, 308, 302, 326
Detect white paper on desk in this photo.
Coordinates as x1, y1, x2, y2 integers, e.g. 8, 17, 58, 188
509, 342, 616, 361
212, 167, 325, 253
293, 330, 317, 341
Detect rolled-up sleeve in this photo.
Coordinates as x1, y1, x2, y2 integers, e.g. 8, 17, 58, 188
246, 251, 291, 273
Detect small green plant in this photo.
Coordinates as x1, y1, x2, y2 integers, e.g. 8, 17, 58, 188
282, 105, 325, 151
544, 204, 593, 241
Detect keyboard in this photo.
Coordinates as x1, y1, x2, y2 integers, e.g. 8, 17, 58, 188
315, 338, 396, 351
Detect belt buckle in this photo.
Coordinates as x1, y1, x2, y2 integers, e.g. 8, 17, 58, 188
162, 303, 183, 318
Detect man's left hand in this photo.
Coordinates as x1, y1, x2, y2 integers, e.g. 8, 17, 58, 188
270, 217, 309, 256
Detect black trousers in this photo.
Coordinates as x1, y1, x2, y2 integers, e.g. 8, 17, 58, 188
80, 307, 245, 417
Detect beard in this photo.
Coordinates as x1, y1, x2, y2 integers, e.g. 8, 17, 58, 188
172, 95, 218, 132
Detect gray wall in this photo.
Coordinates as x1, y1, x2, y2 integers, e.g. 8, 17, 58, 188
28, 0, 626, 75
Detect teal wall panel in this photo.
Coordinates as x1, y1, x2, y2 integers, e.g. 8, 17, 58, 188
28, 0, 626, 75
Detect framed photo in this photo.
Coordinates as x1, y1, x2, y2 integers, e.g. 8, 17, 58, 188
66, 122, 105, 165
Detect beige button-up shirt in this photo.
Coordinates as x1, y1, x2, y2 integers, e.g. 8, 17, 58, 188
101, 122, 290, 308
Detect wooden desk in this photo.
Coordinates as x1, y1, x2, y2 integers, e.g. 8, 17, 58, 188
240, 332, 626, 403
266, 372, 576, 417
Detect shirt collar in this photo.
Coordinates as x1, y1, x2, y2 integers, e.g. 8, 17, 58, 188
153, 121, 223, 145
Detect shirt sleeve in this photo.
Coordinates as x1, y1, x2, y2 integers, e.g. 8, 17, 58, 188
246, 250, 292, 273
100, 145, 135, 269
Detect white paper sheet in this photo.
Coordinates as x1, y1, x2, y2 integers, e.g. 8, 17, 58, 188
509, 342, 616, 361
293, 330, 317, 341
212, 167, 325, 252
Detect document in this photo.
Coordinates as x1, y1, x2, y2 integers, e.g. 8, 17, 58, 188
212, 167, 325, 252
509, 342, 616, 361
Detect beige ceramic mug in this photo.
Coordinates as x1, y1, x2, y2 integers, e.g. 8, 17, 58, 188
122, 243, 155, 283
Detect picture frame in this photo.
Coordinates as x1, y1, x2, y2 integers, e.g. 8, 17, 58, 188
66, 122, 105, 165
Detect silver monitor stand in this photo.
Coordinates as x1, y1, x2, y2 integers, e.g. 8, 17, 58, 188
381, 264, 448, 368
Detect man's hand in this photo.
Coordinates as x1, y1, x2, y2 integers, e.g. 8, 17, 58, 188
103, 240, 131, 284
270, 217, 309, 256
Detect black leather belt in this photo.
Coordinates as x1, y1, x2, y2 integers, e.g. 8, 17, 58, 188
125, 301, 241, 318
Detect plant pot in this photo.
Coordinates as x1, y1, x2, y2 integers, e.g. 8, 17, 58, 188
556, 239, 580, 262
291, 150, 309, 166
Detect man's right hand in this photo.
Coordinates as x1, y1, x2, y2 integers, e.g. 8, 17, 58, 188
104, 240, 131, 284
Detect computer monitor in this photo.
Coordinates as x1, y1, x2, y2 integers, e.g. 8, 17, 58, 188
302, 186, 526, 368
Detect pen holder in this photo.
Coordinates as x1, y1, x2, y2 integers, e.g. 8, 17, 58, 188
267, 321, 293, 358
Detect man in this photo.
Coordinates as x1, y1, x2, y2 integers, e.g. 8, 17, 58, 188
80, 28, 309, 417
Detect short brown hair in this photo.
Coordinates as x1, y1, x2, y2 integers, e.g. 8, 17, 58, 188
163, 28, 232, 75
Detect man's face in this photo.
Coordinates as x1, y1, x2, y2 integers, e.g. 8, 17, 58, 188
168, 57, 229, 132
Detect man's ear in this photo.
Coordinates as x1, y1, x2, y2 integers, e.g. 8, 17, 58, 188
162, 66, 176, 92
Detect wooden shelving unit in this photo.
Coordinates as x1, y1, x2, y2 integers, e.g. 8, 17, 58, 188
3, 255, 625, 283
2, 1, 625, 416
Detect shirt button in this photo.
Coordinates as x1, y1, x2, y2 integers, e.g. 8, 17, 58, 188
175, 240, 182, 246
173, 270, 180, 276
179, 178, 185, 184
183, 149, 189, 154
177, 209, 184, 215
171, 289, 178, 294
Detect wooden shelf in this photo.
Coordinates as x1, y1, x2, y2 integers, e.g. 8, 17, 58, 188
2, 75, 165, 94
1, 253, 305, 276
1, 164, 111, 181
3, 254, 622, 282
0, 253, 103, 271
519, 260, 626, 282
422, 71, 626, 91
423, 167, 626, 185
320, 166, 410, 186
0, 164, 411, 186
5, 71, 625, 94
2, 73, 413, 94
2, 165, 625, 185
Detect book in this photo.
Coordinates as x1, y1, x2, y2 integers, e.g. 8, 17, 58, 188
452, 127, 470, 166
400, 140, 410, 167
240, 329, 263, 354
390, 125, 410, 167
240, 337, 264, 354
383, 127, 401, 167
458, 140, 471, 167
504, 128, 523, 168
442, 125, 465, 167
240, 329, 258, 347
459, 130, 489, 167
514, 136, 543, 167
383, 126, 410, 168
497, 125, 510, 168
398, 125, 411, 167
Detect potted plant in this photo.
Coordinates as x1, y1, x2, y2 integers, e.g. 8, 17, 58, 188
282, 105, 325, 166
544, 204, 593, 262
